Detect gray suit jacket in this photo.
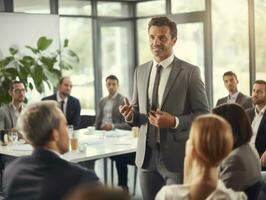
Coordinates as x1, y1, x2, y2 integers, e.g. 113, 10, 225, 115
216, 92, 253, 110
130, 57, 209, 172
0, 104, 20, 130
219, 144, 261, 191
95, 93, 130, 130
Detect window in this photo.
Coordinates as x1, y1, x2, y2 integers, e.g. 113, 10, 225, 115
171, 0, 205, 13
137, 18, 151, 64
59, 0, 91, 16
255, 0, 266, 81
173, 23, 204, 79
212, 0, 249, 105
14, 0, 50, 14
97, 2, 128, 17
137, 0, 165, 17
60, 17, 95, 114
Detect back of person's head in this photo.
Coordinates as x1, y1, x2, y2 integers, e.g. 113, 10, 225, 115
18, 101, 62, 147
213, 103, 252, 149
65, 185, 130, 200
190, 114, 233, 167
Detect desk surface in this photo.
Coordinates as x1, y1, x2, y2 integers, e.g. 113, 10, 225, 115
0, 129, 137, 163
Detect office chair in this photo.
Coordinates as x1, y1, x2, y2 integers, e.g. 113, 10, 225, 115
79, 115, 96, 129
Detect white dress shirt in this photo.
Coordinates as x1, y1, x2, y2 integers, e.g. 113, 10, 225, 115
227, 92, 239, 104
148, 54, 179, 128
250, 105, 266, 147
101, 93, 118, 128
155, 180, 247, 200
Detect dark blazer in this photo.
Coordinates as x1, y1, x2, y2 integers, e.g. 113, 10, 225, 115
42, 94, 81, 130
131, 57, 209, 172
246, 108, 266, 170
95, 93, 130, 130
3, 149, 99, 200
216, 92, 253, 110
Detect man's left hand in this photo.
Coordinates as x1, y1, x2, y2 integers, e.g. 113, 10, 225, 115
148, 110, 176, 128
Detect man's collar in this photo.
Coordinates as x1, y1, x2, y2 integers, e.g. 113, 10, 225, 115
108, 92, 118, 99
57, 91, 68, 103
228, 91, 239, 99
153, 54, 174, 69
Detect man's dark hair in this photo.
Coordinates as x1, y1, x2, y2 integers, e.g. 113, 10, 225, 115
106, 75, 119, 84
254, 80, 266, 91
213, 103, 252, 149
9, 81, 24, 92
223, 71, 238, 81
148, 17, 177, 38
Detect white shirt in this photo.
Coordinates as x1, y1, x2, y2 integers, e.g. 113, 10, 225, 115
56, 92, 68, 115
101, 93, 118, 127
227, 92, 239, 104
148, 54, 179, 128
155, 180, 247, 200
250, 105, 266, 147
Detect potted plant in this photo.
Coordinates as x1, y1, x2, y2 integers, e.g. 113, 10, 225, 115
0, 36, 79, 105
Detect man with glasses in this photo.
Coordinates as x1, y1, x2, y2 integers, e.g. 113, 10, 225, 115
0, 81, 26, 130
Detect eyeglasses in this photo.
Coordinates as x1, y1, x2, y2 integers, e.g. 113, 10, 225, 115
13, 89, 26, 94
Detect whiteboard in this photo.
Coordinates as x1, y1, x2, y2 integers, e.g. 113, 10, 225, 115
0, 13, 59, 59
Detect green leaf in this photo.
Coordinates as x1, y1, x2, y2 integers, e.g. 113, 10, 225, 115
31, 64, 44, 86
20, 56, 35, 68
29, 82, 34, 90
25, 46, 39, 54
37, 36, 52, 51
64, 39, 69, 48
40, 56, 57, 70
9, 47, 18, 55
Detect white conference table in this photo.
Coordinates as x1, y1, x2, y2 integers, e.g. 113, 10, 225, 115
0, 128, 137, 163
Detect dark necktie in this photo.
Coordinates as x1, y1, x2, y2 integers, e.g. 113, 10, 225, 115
148, 64, 163, 148
60, 100, 65, 113
151, 64, 163, 111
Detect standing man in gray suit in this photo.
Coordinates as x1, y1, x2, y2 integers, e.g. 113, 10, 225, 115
119, 17, 209, 200
0, 81, 26, 130
216, 71, 253, 109
95, 75, 135, 190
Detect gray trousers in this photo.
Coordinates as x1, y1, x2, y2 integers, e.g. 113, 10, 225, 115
139, 144, 182, 200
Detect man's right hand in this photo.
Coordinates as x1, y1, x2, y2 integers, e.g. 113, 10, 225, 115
119, 97, 133, 121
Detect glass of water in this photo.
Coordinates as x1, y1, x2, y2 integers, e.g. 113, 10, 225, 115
9, 131, 18, 145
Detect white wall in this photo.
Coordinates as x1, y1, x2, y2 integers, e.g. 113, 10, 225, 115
0, 12, 59, 58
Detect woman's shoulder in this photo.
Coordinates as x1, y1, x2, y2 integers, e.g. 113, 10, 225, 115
155, 184, 190, 200
208, 180, 247, 200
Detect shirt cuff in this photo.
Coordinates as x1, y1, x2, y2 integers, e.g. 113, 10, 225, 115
172, 117, 179, 129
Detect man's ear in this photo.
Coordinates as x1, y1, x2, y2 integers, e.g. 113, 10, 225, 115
50, 129, 60, 142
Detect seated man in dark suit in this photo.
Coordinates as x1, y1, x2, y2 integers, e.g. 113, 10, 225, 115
216, 71, 253, 109
42, 76, 81, 130
3, 101, 99, 200
246, 80, 266, 171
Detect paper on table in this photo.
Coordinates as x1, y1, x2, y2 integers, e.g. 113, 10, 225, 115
11, 144, 33, 151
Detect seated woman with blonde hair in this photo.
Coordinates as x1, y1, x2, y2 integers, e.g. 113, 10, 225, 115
155, 114, 247, 200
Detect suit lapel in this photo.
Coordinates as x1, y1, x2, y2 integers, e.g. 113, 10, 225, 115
256, 112, 266, 140
236, 92, 243, 104
8, 104, 16, 128
161, 57, 183, 109
144, 62, 153, 113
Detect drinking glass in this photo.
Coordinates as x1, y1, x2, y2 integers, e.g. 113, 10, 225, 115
9, 131, 18, 145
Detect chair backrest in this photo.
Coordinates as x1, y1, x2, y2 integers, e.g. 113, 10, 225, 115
258, 172, 266, 200
245, 180, 262, 200
79, 115, 96, 129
